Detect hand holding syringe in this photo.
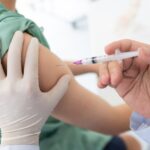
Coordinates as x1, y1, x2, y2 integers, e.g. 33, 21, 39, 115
73, 50, 139, 65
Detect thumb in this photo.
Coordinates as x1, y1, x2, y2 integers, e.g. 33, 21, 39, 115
46, 74, 71, 111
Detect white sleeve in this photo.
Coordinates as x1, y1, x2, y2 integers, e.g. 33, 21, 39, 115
0, 145, 39, 150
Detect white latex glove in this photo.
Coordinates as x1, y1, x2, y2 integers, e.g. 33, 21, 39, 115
0, 31, 70, 145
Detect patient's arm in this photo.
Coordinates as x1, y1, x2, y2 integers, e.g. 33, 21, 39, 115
2, 33, 131, 135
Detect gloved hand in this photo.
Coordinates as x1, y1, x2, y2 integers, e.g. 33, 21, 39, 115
0, 31, 70, 145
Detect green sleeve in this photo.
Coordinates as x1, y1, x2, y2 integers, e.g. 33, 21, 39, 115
0, 4, 49, 58
40, 118, 112, 150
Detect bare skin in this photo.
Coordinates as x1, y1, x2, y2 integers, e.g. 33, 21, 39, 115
120, 133, 141, 150
0, 0, 16, 11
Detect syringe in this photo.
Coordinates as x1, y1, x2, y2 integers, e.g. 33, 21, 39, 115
73, 50, 139, 65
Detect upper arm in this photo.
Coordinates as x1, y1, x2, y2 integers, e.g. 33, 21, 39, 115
23, 34, 74, 92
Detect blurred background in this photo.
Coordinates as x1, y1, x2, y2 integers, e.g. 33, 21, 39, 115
16, 0, 150, 149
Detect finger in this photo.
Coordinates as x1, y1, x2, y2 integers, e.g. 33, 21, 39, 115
24, 38, 39, 86
7, 31, 23, 80
0, 60, 5, 80
98, 49, 122, 88
45, 75, 71, 112
115, 48, 123, 64
138, 47, 150, 64
108, 61, 123, 87
105, 39, 133, 54
115, 48, 121, 54
98, 62, 110, 88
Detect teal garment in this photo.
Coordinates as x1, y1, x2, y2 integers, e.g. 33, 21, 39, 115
40, 118, 112, 150
0, 4, 112, 150
0, 4, 49, 57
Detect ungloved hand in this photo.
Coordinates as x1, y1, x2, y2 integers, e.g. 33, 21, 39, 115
99, 39, 150, 118
0, 31, 70, 145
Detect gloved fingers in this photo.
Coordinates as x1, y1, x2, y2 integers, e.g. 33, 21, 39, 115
23, 37, 39, 87
7, 31, 23, 80
0, 60, 5, 80
45, 74, 71, 111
